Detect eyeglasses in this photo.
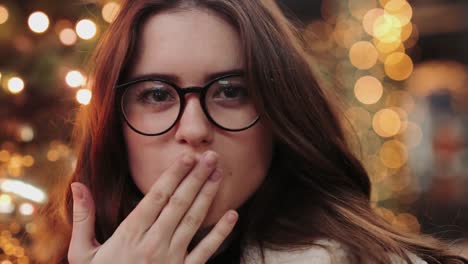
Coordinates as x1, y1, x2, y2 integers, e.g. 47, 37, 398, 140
116, 73, 260, 136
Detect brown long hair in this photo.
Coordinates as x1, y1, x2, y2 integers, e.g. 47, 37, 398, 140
40, 0, 466, 263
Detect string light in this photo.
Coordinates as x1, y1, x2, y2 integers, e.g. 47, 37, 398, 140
19, 203, 35, 216
19, 125, 34, 142
102, 2, 121, 23
7, 77, 25, 94
362, 8, 384, 36
373, 108, 402, 138
28, 11, 50, 34
76, 19, 97, 40
76, 88, 92, 105
349, 41, 379, 70
0, 5, 8, 24
384, 0, 413, 26
384, 52, 413, 80
65, 70, 85, 88
59, 28, 78, 46
354, 76, 384, 105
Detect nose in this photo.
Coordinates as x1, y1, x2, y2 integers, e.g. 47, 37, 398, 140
174, 95, 214, 147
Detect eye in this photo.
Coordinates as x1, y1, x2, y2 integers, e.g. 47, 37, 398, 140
211, 80, 248, 101
135, 83, 177, 104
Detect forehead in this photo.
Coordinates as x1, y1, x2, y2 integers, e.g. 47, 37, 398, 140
130, 8, 244, 85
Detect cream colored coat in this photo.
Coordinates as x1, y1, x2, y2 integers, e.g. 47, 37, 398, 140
240, 239, 428, 264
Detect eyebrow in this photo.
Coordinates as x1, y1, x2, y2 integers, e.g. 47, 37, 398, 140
129, 69, 245, 84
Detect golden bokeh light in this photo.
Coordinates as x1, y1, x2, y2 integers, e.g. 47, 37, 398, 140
76, 19, 97, 40
373, 14, 402, 43
28, 11, 50, 34
0, 5, 9, 24
102, 2, 121, 23
0, 150, 10, 162
379, 140, 408, 169
22, 155, 35, 167
19, 125, 34, 142
349, 41, 378, 70
384, 52, 413, 80
47, 150, 59, 162
59, 28, 78, 46
76, 88, 92, 105
373, 38, 401, 54
348, 0, 378, 20
378, 43, 405, 63
7, 77, 25, 94
400, 22, 413, 42
403, 23, 419, 48
373, 108, 401, 137
354, 75, 383, 105
362, 8, 384, 36
66, 70, 85, 88
384, 0, 413, 26
392, 213, 420, 233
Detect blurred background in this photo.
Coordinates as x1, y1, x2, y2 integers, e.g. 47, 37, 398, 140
0, 0, 467, 262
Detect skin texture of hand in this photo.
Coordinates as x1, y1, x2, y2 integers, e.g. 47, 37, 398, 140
67, 151, 239, 264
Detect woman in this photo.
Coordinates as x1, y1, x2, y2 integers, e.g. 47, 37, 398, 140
42, 0, 467, 263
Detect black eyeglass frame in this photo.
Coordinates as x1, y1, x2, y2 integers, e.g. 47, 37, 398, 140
115, 73, 261, 136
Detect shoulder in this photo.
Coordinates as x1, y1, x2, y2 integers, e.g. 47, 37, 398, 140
240, 238, 428, 264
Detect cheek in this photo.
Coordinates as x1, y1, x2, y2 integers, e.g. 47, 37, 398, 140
123, 125, 173, 194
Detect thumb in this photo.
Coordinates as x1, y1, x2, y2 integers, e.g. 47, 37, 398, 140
69, 182, 99, 256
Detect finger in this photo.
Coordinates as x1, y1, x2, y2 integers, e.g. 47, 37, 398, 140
185, 210, 238, 264
120, 152, 197, 236
168, 168, 222, 251
145, 151, 218, 243
68, 182, 99, 263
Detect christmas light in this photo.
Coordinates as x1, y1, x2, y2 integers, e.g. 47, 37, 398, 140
76, 19, 97, 40
59, 28, 78, 46
0, 5, 8, 24
373, 108, 402, 137
19, 125, 34, 142
7, 77, 25, 94
349, 41, 378, 70
102, 2, 121, 23
384, 52, 413, 80
19, 203, 35, 216
28, 11, 50, 34
0, 179, 46, 203
65, 70, 85, 88
354, 75, 384, 105
76, 89, 92, 105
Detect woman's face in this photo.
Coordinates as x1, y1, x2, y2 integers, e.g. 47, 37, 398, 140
123, 9, 274, 227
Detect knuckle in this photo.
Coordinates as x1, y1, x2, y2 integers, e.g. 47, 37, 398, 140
201, 184, 218, 197
149, 190, 170, 205
169, 195, 188, 209
182, 214, 202, 229
73, 209, 90, 223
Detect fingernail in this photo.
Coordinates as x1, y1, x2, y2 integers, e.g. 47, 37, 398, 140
182, 154, 195, 166
203, 151, 217, 168
227, 211, 238, 223
71, 183, 84, 201
209, 169, 222, 181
